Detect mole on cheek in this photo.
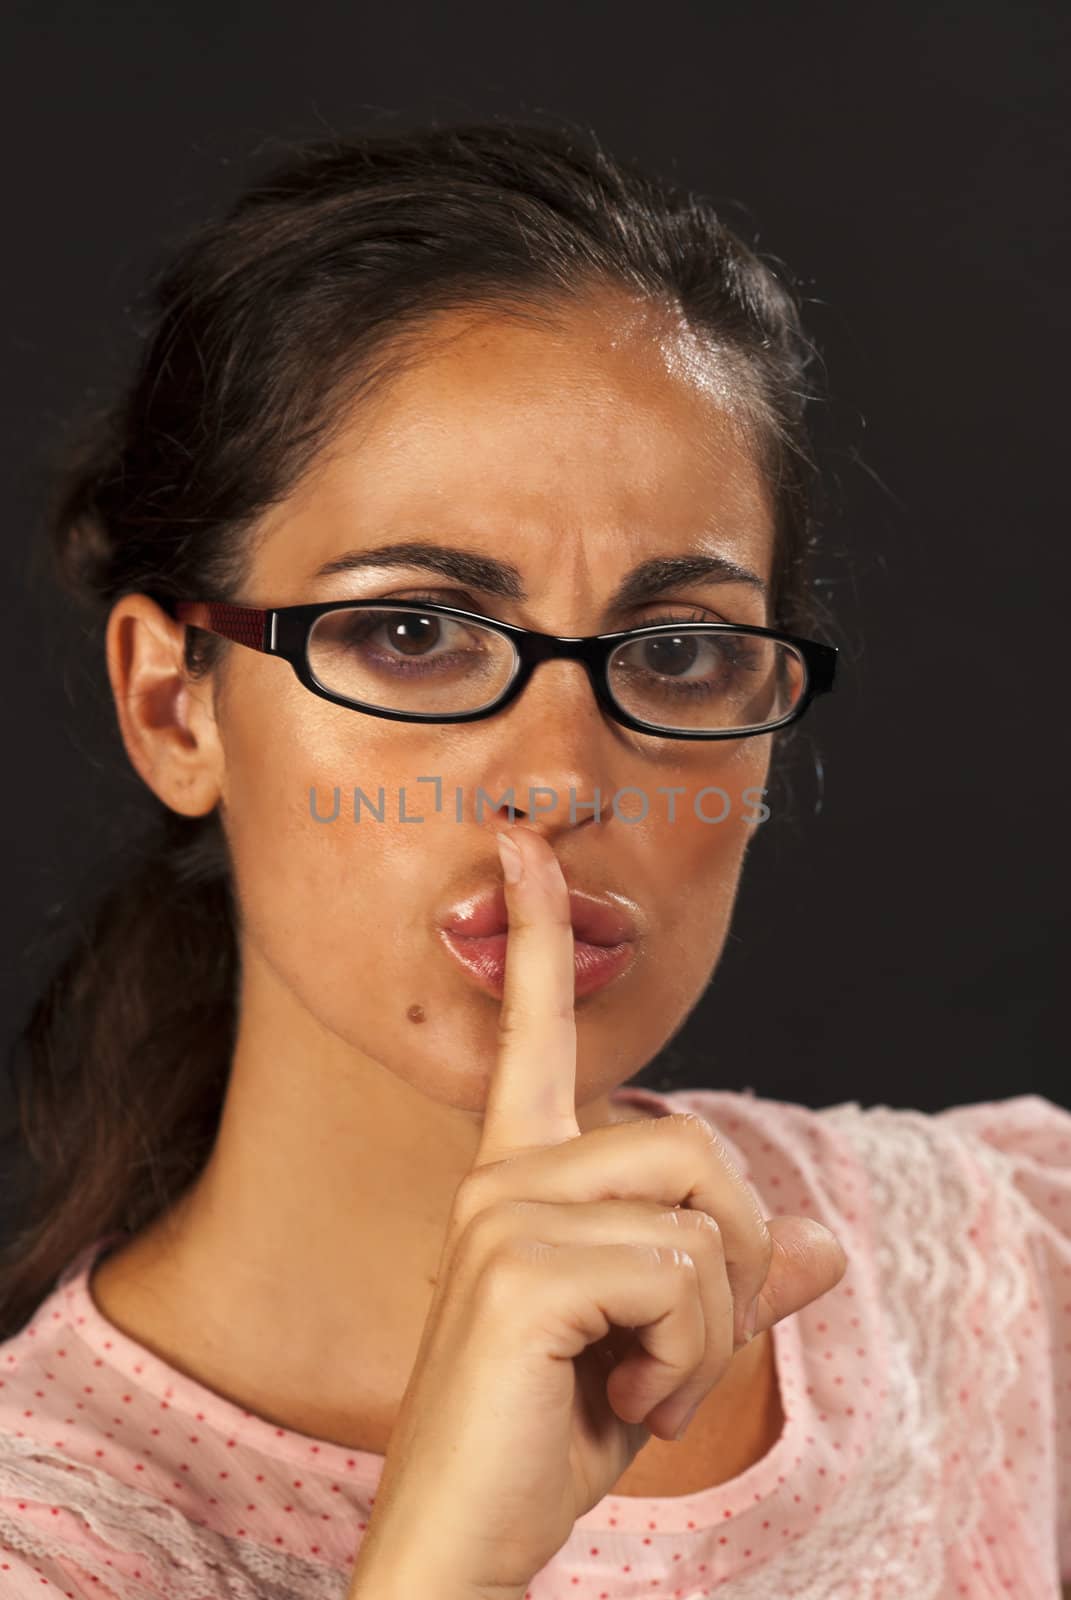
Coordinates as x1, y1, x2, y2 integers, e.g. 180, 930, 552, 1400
406, 1003, 426, 1024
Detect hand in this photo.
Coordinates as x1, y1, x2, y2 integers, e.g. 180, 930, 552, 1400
348, 824, 848, 1600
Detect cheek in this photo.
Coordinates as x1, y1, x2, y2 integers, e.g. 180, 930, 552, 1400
222, 754, 504, 1102
648, 741, 770, 954
218, 685, 423, 1014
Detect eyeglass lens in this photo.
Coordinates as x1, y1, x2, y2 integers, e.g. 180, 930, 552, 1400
306, 606, 805, 733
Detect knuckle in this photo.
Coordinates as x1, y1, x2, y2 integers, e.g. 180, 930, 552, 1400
662, 1244, 700, 1271
462, 1194, 534, 1257
666, 1109, 722, 1153
455, 1162, 498, 1205
491, 1230, 549, 1269
464, 1228, 537, 1318
450, 1166, 498, 1234
621, 1241, 662, 1267
624, 1240, 686, 1271
472, 1234, 551, 1311
676, 1206, 722, 1242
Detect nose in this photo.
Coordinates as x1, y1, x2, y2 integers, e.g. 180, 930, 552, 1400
475, 655, 619, 831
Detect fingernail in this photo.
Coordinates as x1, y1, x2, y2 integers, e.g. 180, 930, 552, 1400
674, 1402, 700, 1441
495, 830, 524, 885
745, 1294, 761, 1340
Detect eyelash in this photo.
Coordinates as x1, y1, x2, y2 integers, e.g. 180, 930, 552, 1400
382, 588, 725, 628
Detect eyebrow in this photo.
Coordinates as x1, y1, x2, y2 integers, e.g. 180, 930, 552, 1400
311, 541, 767, 609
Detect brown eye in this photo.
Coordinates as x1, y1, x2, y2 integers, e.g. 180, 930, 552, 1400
306, 605, 518, 715
377, 612, 442, 656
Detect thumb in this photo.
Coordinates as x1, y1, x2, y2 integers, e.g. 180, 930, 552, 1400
750, 1216, 849, 1337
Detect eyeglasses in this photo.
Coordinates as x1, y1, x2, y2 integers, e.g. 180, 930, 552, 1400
170, 596, 838, 740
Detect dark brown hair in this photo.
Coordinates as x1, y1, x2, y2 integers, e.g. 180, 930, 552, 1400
0, 115, 832, 1338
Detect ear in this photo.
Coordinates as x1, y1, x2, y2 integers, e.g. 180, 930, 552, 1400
105, 593, 223, 817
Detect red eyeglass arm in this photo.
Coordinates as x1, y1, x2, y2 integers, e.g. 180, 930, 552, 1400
173, 601, 271, 651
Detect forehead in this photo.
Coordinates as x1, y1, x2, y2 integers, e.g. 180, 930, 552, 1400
252, 296, 776, 599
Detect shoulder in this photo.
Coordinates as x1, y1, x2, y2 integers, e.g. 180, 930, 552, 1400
663, 1084, 1071, 1373
676, 1087, 1070, 1578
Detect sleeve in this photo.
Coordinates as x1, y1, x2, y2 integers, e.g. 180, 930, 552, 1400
932, 1093, 1071, 1579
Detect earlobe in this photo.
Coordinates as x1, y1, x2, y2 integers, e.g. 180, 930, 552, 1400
148, 681, 224, 820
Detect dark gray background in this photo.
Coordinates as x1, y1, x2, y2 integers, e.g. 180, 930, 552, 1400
2, 0, 1067, 1219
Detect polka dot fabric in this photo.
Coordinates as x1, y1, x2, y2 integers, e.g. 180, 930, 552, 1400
1, 1085, 1068, 1598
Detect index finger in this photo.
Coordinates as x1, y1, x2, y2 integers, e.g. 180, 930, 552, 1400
474, 824, 580, 1168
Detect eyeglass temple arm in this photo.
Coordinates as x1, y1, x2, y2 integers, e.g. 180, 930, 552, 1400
173, 601, 272, 651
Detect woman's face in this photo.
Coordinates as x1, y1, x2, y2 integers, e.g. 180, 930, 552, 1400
203, 294, 777, 1115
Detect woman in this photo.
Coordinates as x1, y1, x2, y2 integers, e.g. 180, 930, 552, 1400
0, 119, 1067, 1600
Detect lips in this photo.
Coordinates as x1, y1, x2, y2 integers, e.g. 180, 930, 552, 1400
439, 884, 638, 947
436, 875, 642, 1000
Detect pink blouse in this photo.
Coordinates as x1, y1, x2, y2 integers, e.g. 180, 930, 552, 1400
1, 1083, 1068, 1598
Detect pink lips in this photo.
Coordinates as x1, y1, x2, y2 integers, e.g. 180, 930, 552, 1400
437, 883, 640, 999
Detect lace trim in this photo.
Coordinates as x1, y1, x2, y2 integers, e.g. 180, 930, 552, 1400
0, 1430, 347, 1599
695, 1103, 1028, 1600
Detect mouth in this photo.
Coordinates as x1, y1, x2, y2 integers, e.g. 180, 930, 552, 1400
436, 882, 641, 1000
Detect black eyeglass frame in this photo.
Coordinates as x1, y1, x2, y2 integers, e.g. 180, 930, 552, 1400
169, 595, 838, 741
